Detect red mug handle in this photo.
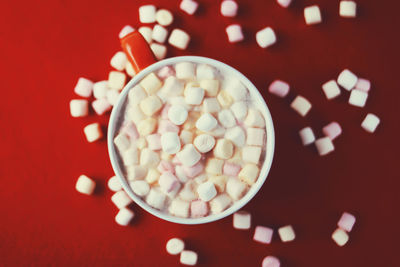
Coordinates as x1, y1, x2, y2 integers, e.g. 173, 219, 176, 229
120, 31, 157, 74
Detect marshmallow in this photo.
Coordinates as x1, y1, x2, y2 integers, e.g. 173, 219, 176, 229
126, 61, 136, 77
146, 133, 162, 150
196, 113, 218, 132
209, 175, 227, 192
152, 24, 168, 43
161, 132, 181, 154
159, 76, 184, 98
83, 123, 103, 142
246, 128, 265, 146
161, 104, 171, 119
121, 122, 139, 140
191, 200, 209, 217
183, 162, 204, 178
226, 178, 247, 200
135, 137, 147, 150
121, 147, 139, 166
299, 127, 316, 146
238, 164, 260, 185
119, 25, 135, 39
92, 98, 112, 115
75, 175, 96, 195
332, 228, 349, 246
349, 89, 368, 107
146, 188, 167, 210
197, 181, 217, 201
262, 256, 281, 267
268, 80, 290, 98
140, 73, 162, 95
179, 181, 197, 200
110, 51, 127, 71
93, 81, 109, 99
177, 144, 201, 167
137, 117, 157, 136
322, 122, 342, 140
126, 165, 147, 181
253, 226, 273, 244
256, 27, 277, 48
245, 109, 265, 128
158, 119, 180, 134
74, 77, 93, 97
175, 62, 195, 80
156, 9, 174, 26
127, 105, 145, 124
355, 78, 371, 92
145, 168, 160, 184
114, 133, 130, 152
158, 160, 175, 174
304, 5, 322, 25
338, 212, 356, 232
226, 24, 244, 43
130, 180, 150, 197
184, 86, 205, 105
278, 225, 296, 242
169, 96, 191, 110
242, 146, 261, 164
180, 0, 198, 15
210, 193, 232, 213
196, 64, 215, 80
361, 113, 380, 133
111, 190, 133, 209
214, 139, 234, 159
338, 69, 358, 90
194, 134, 216, 153
200, 79, 220, 97
168, 105, 188, 125
218, 109, 236, 128
108, 71, 126, 91
277, 0, 292, 8
224, 78, 247, 101
315, 137, 335, 156
140, 95, 163, 116
194, 174, 207, 184
180, 130, 194, 145
115, 208, 135, 226
106, 89, 120, 106
169, 199, 190, 218
223, 162, 241, 176
166, 238, 185, 255
290, 96, 312, 117
340, 1, 357, 18
217, 90, 234, 108
168, 29, 191, 50
221, 0, 238, 17
108, 176, 122, 192
233, 211, 251, 230
180, 250, 198, 266
203, 98, 221, 113
140, 148, 160, 167
205, 158, 224, 175
150, 43, 167, 60
139, 5, 156, 23
225, 126, 246, 147
322, 80, 341, 100
228, 149, 242, 164
138, 26, 153, 43
70, 99, 89, 117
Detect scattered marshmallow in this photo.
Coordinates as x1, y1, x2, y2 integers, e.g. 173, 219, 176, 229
226, 24, 244, 43
119, 25, 135, 39
332, 228, 349, 246
108, 176, 122, 192
168, 29, 190, 50
221, 0, 238, 17
304, 5, 322, 25
340, 1, 357, 18
83, 123, 103, 142
75, 175, 96, 195
355, 78, 371, 92
138, 26, 153, 43
277, 0, 292, 8
177, 144, 201, 167
191, 200, 209, 217
166, 238, 185, 255
315, 137, 335, 156
210, 193, 232, 213
70, 99, 89, 117
299, 127, 316, 146
161, 132, 181, 154
196, 113, 218, 132
139, 5, 156, 23
337, 69, 358, 91
214, 139, 234, 159
246, 128, 265, 146
253, 226, 273, 244
238, 164, 260, 185
150, 43, 167, 60
268, 80, 289, 98
231, 101, 248, 121
226, 178, 247, 200
156, 9, 174, 26
337, 212, 356, 232
146, 188, 166, 210
169, 199, 190, 218
180, 250, 198, 266
93, 81, 109, 99
168, 105, 188, 125
322, 80, 341, 100
115, 208, 135, 226
111, 190, 133, 209
140, 95, 163, 116
194, 134, 216, 153
106, 89, 120, 106
197, 181, 217, 201
110, 51, 127, 71
152, 24, 169, 43
262, 256, 281, 267
108, 71, 126, 91
233, 211, 251, 230
323, 122, 342, 140
225, 126, 246, 147
349, 89, 368, 107
92, 98, 112, 115
74, 77, 93, 97
180, 0, 198, 15
256, 27, 277, 48
290, 96, 312, 117
361, 113, 380, 133
278, 225, 296, 242
185, 86, 204, 105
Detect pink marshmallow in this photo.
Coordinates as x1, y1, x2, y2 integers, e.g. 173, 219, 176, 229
223, 162, 241, 177
180, 0, 198, 15
157, 66, 175, 79
183, 162, 204, 178
159, 172, 180, 193
221, 0, 238, 17
190, 200, 209, 217
121, 121, 139, 140
268, 80, 290, 98
322, 121, 342, 140
146, 133, 162, 150
92, 98, 112, 115
158, 120, 180, 134
355, 78, 371, 92
161, 104, 171, 119
262, 256, 281, 267
337, 212, 356, 232
253, 226, 273, 244
226, 24, 244, 43
74, 77, 93, 98
157, 160, 176, 174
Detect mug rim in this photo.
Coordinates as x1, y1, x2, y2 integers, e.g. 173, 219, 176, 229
107, 56, 275, 224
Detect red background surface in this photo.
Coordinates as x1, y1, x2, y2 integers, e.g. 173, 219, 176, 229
0, 0, 399, 266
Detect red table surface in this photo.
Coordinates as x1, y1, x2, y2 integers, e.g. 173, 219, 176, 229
0, 0, 399, 266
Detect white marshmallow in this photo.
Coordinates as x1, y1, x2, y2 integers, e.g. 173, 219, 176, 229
168, 96, 191, 110
194, 134, 216, 153
115, 208, 134, 226
185, 86, 205, 105
349, 89, 368, 107
114, 133, 130, 152
210, 193, 232, 213
108, 71, 126, 91
209, 124, 226, 138
159, 76, 184, 99
233, 211, 251, 230
121, 146, 139, 165
361, 113, 380, 133
135, 137, 148, 149
161, 132, 181, 154
92, 98, 112, 115
175, 165, 189, 183
244, 109, 266, 128
203, 98, 221, 113
332, 228, 349, 246
110, 51, 127, 71
221, 0, 238, 17
168, 29, 191, 50
140, 72, 162, 95
217, 90, 233, 108
196, 64, 215, 80
224, 78, 247, 101
175, 62, 195, 80
130, 180, 150, 197
226, 178, 247, 200
127, 105, 146, 124
304, 5, 322, 25
230, 101, 248, 121
242, 146, 261, 164
218, 109, 236, 128
256, 27, 277, 48
140, 148, 160, 167
196, 113, 218, 132
156, 9, 174, 26
126, 165, 147, 181
152, 24, 169, 43
177, 144, 201, 167
200, 79, 220, 97
126, 61, 136, 77
180, 130, 194, 145
93, 81, 109, 99
166, 238, 185, 255
214, 138, 234, 159
322, 80, 341, 100
108, 176, 122, 192
246, 128, 265, 146
74, 77, 93, 98
340, 1, 357, 18
194, 174, 207, 184
290, 96, 312, 117
138, 26, 153, 43
315, 137, 335, 156
146, 188, 166, 210
278, 225, 296, 242
180, 250, 198, 266
238, 164, 260, 185
70, 99, 89, 117
197, 181, 217, 202
337, 69, 358, 90
205, 158, 224, 175
140, 95, 163, 116
277, 0, 292, 8
299, 127, 316, 145
128, 85, 147, 106
145, 168, 160, 184
75, 175, 96, 195
111, 190, 133, 209
150, 43, 167, 60
180, 0, 199, 15
106, 89, 120, 106
208, 175, 227, 192
225, 126, 246, 147
169, 199, 190, 218
119, 25, 135, 39
83, 123, 103, 142
139, 5, 156, 23
226, 24, 244, 43
168, 105, 188, 125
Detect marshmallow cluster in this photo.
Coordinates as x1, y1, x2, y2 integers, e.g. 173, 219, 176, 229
332, 212, 356, 246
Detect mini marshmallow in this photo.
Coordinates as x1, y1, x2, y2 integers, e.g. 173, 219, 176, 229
183, 162, 204, 178
196, 64, 215, 80
223, 162, 241, 176
70, 99, 89, 117
209, 175, 227, 192
247, 128, 265, 146
83, 123, 103, 142
114, 133, 130, 152
323, 122, 342, 140
262, 256, 281, 267
146, 188, 167, 210
196, 113, 218, 132
168, 29, 191, 50
361, 113, 380, 133
180, 250, 198, 266
106, 89, 120, 106
242, 146, 262, 164
139, 5, 156, 23
180, 0, 198, 15
126, 61, 136, 77
229, 149, 242, 164
108, 176, 122, 192
200, 79, 220, 97
191, 200, 209, 217
150, 43, 167, 60
145, 168, 160, 184
121, 147, 139, 166
158, 160, 175, 174
158, 119, 180, 134
152, 24, 168, 43
185, 86, 205, 105
299, 127, 316, 146
140, 148, 160, 167
166, 238, 185, 255
159, 76, 184, 97
135, 138, 147, 150
179, 181, 197, 201
277, 0, 292, 8
194, 174, 207, 184
138, 26, 153, 43
110, 51, 127, 71
203, 98, 221, 113
231, 101, 248, 121
180, 130, 194, 145
177, 144, 201, 167
194, 134, 216, 153
332, 228, 349, 246
92, 98, 112, 115
161, 132, 181, 154
210, 193, 232, 213
146, 133, 162, 150
197, 181, 217, 202
355, 78, 371, 92
108, 71, 126, 91
315, 137, 335, 156
175, 62, 195, 80
169, 96, 191, 110
137, 117, 157, 136
226, 178, 247, 200
127, 105, 145, 124
111, 190, 133, 209
338, 212, 356, 232
115, 208, 134, 226
239, 164, 260, 185
253, 226, 273, 244
156, 9, 174, 26
176, 166, 189, 183
340, 1, 357, 18
126, 165, 147, 180
166, 183, 181, 199
74, 77, 93, 98
140, 73, 162, 95
218, 109, 236, 128
304, 5, 322, 25
268, 80, 290, 98
119, 25, 135, 39
224, 78, 247, 101
349, 89, 368, 107
168, 105, 188, 125
121, 122, 139, 140
233, 211, 251, 230
322, 80, 341, 100
226, 24, 244, 43
290, 96, 312, 117
169, 199, 190, 218
256, 27, 277, 48
217, 90, 233, 108
75, 175, 96, 195
93, 81, 109, 99
205, 158, 224, 175
337, 69, 358, 90
210, 125, 227, 138
225, 126, 246, 147
161, 104, 171, 119
244, 109, 265, 128
214, 139, 234, 159
221, 0, 238, 17
278, 225, 296, 242
140, 95, 163, 116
